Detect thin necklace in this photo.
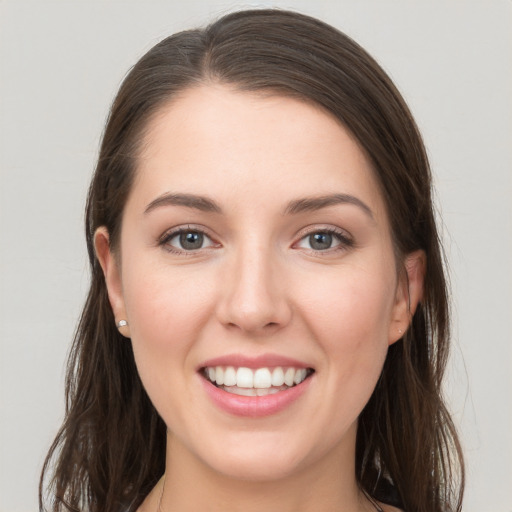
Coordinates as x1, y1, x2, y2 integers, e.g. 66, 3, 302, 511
362, 488, 385, 512
156, 474, 165, 512
156, 476, 383, 512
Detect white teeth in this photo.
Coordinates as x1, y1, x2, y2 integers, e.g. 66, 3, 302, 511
231, 386, 257, 396
223, 366, 237, 386
215, 367, 224, 386
294, 368, 307, 385
236, 367, 254, 388
271, 367, 285, 386
205, 365, 311, 390
253, 368, 272, 388
284, 367, 295, 386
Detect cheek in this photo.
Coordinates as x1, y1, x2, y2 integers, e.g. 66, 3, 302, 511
120, 261, 217, 387
123, 259, 213, 337
119, 264, 221, 430
300, 264, 395, 345
298, 263, 395, 400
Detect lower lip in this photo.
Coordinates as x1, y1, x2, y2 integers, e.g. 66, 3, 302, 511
200, 375, 312, 418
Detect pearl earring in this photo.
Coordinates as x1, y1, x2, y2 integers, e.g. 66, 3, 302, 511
117, 320, 128, 329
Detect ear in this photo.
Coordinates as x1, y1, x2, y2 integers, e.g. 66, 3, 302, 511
388, 250, 426, 345
94, 227, 131, 338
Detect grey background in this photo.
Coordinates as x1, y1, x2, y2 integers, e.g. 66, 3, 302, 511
1, 1, 510, 510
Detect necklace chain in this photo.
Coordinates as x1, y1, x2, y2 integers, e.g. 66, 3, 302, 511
361, 488, 385, 512
156, 474, 165, 512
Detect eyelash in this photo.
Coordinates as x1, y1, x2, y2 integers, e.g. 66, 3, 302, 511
158, 226, 218, 255
158, 226, 354, 255
293, 227, 354, 254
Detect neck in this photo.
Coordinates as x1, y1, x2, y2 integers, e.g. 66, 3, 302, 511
155, 428, 371, 512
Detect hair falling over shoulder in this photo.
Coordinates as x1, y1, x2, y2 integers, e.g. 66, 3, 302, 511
40, 9, 464, 512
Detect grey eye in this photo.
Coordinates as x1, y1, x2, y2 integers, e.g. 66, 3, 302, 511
308, 232, 334, 250
297, 231, 343, 251
165, 230, 214, 251
179, 231, 204, 250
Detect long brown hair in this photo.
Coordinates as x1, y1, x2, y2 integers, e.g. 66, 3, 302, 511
40, 9, 464, 512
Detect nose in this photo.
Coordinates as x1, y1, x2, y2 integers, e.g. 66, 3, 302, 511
215, 244, 292, 335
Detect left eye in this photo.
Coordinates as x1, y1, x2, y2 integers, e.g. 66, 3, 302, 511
165, 230, 215, 251
296, 231, 347, 251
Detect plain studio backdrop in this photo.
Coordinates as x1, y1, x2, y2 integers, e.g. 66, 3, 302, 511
0, 1, 510, 511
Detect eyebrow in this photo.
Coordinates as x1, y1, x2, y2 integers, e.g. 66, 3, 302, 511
284, 194, 374, 219
144, 192, 373, 219
144, 193, 222, 214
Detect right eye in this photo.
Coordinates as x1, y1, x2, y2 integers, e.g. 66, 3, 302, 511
161, 228, 216, 253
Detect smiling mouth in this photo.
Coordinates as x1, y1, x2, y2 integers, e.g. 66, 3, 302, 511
201, 366, 315, 397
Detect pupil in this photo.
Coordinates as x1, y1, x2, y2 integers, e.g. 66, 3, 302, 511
180, 232, 203, 250
310, 232, 332, 250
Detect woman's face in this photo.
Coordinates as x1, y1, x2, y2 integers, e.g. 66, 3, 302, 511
97, 85, 420, 481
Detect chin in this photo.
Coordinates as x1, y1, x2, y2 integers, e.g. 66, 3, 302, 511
192, 430, 325, 484
208, 452, 304, 483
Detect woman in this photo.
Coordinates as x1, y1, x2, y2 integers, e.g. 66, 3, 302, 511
40, 9, 464, 512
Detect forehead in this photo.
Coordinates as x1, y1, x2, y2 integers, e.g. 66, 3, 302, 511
132, 84, 387, 221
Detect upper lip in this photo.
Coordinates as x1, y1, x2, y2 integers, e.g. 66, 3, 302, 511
198, 353, 312, 370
